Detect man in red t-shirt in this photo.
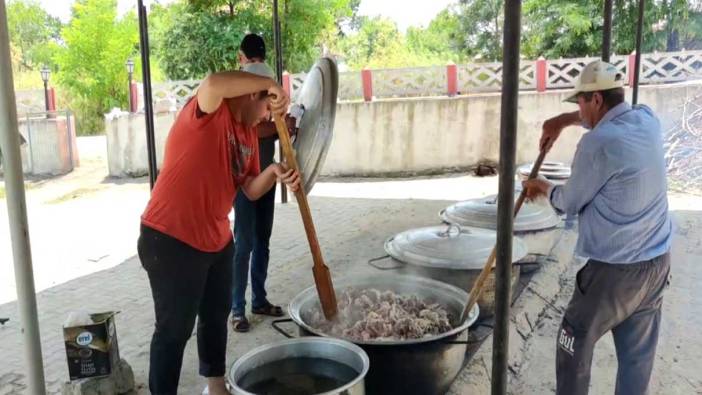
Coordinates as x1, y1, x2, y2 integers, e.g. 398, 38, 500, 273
138, 70, 299, 395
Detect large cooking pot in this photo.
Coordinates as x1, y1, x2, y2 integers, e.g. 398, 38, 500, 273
228, 338, 368, 395
370, 225, 528, 318
272, 274, 480, 395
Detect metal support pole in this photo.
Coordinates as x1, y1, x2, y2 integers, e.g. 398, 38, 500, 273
273, 0, 288, 203
42, 80, 49, 112
632, 0, 645, 105
0, 1, 46, 393
492, 0, 521, 394
602, 0, 613, 62
127, 74, 133, 113
138, 0, 158, 190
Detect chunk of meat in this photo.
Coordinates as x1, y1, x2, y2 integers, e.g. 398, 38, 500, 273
308, 288, 453, 341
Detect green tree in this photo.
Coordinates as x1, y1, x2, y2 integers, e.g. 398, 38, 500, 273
406, 8, 465, 63
522, 1, 601, 59
455, 0, 504, 61
6, 0, 63, 70
55, 0, 140, 134
155, 0, 354, 80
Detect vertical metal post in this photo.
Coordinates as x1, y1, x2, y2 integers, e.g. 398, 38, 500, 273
138, 0, 158, 190
127, 74, 133, 113
42, 80, 49, 112
632, 0, 645, 105
492, 0, 521, 394
273, 0, 288, 203
602, 0, 613, 62
0, 1, 46, 393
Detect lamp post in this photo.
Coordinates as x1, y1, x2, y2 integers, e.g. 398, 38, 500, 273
126, 59, 134, 112
40, 66, 50, 112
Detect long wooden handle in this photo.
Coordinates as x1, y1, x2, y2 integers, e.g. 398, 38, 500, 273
273, 114, 337, 319
273, 115, 326, 269
460, 149, 548, 323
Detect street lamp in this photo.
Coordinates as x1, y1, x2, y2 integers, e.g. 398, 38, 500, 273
40, 66, 50, 111
126, 59, 135, 112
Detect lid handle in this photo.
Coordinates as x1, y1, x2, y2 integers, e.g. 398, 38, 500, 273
439, 224, 463, 238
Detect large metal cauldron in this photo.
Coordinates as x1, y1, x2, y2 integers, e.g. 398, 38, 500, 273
272, 274, 480, 395
228, 338, 368, 395
371, 225, 528, 318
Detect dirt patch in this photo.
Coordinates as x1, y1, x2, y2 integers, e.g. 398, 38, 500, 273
45, 186, 105, 204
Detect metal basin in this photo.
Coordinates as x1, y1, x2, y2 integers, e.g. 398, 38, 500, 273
277, 274, 479, 395
229, 337, 369, 395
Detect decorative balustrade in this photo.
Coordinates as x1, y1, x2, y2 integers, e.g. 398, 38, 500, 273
18, 50, 702, 113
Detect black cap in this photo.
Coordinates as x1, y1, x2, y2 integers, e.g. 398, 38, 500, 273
240, 33, 266, 60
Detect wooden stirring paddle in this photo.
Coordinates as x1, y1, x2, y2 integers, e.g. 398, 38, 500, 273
460, 149, 548, 323
273, 114, 338, 320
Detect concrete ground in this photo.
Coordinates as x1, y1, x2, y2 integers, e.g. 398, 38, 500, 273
1, 136, 701, 394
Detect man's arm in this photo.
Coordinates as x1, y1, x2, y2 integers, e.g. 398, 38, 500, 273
240, 163, 300, 200
540, 111, 581, 152
196, 71, 284, 114
548, 144, 612, 215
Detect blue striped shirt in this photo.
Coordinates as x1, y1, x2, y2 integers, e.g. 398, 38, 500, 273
548, 102, 672, 264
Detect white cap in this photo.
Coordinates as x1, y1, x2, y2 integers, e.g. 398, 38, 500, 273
564, 60, 625, 103
242, 62, 275, 79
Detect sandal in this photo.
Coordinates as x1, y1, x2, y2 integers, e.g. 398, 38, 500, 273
230, 315, 250, 333
252, 302, 285, 317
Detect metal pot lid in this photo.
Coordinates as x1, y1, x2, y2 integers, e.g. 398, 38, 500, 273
440, 193, 560, 232
384, 225, 528, 270
517, 161, 571, 179
292, 57, 339, 194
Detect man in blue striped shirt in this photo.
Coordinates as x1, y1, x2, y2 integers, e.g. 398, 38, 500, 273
523, 60, 672, 395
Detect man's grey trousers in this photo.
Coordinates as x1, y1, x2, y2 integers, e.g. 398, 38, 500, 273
556, 253, 671, 395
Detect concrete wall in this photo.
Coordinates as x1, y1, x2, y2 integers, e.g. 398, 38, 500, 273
0, 114, 79, 176
104, 82, 701, 178
324, 82, 700, 176
105, 111, 176, 177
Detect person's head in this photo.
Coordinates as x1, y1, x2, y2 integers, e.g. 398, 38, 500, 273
565, 60, 626, 129
239, 33, 266, 66
229, 90, 270, 127
229, 62, 276, 127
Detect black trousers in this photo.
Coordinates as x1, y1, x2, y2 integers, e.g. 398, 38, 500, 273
556, 253, 671, 395
137, 225, 234, 395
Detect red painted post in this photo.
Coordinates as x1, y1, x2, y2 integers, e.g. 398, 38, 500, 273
129, 82, 138, 112
361, 69, 373, 102
446, 63, 458, 96
536, 56, 547, 92
48, 87, 56, 111
628, 52, 637, 86
282, 71, 291, 97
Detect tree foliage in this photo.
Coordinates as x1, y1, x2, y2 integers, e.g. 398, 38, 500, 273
155, 0, 355, 80
55, 0, 140, 134
6, 0, 63, 71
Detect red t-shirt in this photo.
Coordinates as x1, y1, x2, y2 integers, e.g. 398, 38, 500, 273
141, 98, 260, 252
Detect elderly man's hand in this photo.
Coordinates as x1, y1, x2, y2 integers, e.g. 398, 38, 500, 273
522, 178, 553, 202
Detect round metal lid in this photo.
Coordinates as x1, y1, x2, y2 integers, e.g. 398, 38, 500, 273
293, 57, 339, 194
517, 161, 571, 179
384, 225, 528, 270
440, 193, 560, 232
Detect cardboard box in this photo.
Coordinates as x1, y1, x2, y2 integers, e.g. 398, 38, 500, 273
63, 312, 120, 380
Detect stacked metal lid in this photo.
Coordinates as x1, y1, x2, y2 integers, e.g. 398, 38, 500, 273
440, 192, 560, 233
384, 225, 528, 269
517, 161, 571, 180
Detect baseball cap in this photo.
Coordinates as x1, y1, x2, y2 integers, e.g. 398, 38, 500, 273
240, 33, 266, 60
564, 60, 625, 103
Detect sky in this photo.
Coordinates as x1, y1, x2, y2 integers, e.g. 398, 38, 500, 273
37, 0, 458, 32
